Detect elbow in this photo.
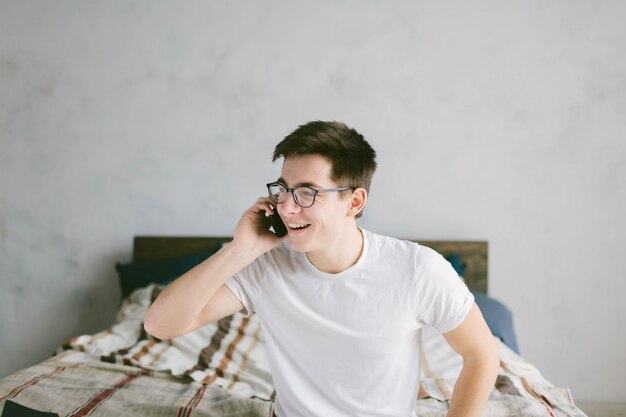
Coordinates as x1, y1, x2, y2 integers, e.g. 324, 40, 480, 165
143, 310, 172, 341
143, 320, 159, 339
143, 309, 192, 340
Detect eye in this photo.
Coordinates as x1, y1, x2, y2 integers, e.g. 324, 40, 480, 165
300, 188, 316, 197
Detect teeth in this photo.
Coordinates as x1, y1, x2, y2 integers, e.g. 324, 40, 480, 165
288, 223, 310, 229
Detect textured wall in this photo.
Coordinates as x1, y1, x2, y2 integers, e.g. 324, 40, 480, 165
1, 1, 624, 401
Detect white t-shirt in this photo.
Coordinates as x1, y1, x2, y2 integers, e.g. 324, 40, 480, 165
225, 228, 474, 417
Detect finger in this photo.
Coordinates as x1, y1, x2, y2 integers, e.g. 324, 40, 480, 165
252, 197, 276, 215
253, 197, 273, 206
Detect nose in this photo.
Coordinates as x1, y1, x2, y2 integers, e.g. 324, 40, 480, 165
279, 191, 302, 215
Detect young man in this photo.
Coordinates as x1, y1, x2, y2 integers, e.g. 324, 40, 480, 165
144, 121, 499, 417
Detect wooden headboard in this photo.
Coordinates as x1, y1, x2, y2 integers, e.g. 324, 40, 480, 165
133, 237, 488, 293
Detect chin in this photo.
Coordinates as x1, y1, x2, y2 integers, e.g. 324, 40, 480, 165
286, 232, 320, 253
287, 238, 309, 253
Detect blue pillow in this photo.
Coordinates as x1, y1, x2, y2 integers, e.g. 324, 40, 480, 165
115, 249, 219, 299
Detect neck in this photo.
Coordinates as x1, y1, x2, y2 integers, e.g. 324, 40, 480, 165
306, 226, 364, 274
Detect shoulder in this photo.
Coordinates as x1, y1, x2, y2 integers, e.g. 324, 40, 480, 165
364, 230, 452, 275
364, 229, 420, 255
362, 230, 421, 276
257, 238, 300, 268
372, 231, 442, 264
364, 230, 446, 266
414, 244, 447, 267
236, 240, 297, 284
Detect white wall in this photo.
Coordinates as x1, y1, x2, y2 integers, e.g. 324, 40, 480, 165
1, 1, 624, 401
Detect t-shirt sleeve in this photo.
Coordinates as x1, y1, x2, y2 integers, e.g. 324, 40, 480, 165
225, 276, 254, 317
224, 253, 268, 317
415, 246, 475, 334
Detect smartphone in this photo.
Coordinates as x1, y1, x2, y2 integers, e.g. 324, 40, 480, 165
267, 210, 288, 238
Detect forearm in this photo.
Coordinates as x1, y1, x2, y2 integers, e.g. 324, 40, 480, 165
143, 241, 257, 338
447, 349, 499, 417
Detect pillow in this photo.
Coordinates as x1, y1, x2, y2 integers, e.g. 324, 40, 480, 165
115, 248, 220, 299
445, 254, 466, 277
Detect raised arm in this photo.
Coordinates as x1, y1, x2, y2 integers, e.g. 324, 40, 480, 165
443, 303, 500, 417
143, 197, 285, 340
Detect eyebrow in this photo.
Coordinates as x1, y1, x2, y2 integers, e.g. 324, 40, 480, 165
276, 177, 325, 189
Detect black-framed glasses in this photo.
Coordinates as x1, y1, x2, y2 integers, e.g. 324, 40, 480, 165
266, 182, 355, 208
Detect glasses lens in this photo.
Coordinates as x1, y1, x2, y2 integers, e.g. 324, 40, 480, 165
294, 186, 316, 208
268, 183, 287, 203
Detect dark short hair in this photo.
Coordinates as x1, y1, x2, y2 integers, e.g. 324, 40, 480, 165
272, 121, 377, 218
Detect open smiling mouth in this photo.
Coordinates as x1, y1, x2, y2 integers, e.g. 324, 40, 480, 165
288, 223, 311, 231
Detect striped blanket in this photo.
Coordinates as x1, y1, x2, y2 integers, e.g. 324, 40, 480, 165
0, 284, 587, 416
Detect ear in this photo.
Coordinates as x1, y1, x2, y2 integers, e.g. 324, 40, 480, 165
347, 188, 367, 218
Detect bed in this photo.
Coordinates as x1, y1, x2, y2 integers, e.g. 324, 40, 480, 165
0, 236, 587, 417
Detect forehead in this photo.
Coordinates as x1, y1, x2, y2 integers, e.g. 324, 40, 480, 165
279, 154, 335, 187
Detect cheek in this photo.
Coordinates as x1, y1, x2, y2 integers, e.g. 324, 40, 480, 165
306, 199, 349, 228
318, 209, 345, 228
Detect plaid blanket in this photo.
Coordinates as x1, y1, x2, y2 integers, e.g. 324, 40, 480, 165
0, 358, 271, 416
0, 284, 587, 416
56, 285, 274, 400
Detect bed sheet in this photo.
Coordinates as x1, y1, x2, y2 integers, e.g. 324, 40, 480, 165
0, 284, 587, 417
